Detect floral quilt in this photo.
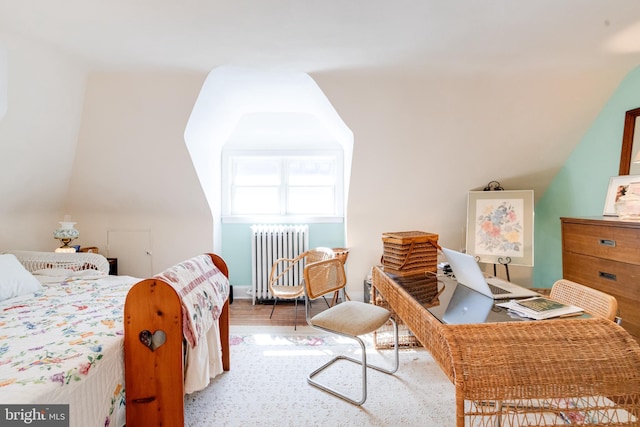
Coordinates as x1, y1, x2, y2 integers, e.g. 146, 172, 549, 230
0, 256, 230, 426
0, 274, 136, 427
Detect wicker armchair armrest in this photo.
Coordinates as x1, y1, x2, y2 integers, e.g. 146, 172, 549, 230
4, 250, 110, 274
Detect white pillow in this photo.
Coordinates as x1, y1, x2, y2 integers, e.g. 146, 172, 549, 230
0, 254, 43, 301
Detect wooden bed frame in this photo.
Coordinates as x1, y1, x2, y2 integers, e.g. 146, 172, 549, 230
124, 253, 230, 426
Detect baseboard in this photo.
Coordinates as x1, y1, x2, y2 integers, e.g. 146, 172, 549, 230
233, 285, 252, 299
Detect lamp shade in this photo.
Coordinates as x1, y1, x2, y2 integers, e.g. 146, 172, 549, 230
633, 150, 640, 164
53, 221, 79, 252
53, 222, 79, 240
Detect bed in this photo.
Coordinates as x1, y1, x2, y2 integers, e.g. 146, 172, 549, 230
0, 250, 230, 427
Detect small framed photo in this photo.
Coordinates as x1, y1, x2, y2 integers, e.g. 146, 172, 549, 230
603, 175, 640, 216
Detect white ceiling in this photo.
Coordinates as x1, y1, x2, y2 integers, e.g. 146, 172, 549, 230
1, 0, 640, 75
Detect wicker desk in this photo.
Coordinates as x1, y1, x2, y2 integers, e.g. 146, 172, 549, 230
371, 266, 640, 427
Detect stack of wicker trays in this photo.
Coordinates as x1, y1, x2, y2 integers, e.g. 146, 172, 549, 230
382, 231, 439, 276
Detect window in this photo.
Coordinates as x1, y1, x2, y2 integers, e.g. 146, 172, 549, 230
222, 150, 343, 221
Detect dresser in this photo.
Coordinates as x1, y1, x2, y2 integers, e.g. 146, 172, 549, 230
561, 216, 640, 341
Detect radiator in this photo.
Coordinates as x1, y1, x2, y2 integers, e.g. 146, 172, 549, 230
251, 224, 309, 303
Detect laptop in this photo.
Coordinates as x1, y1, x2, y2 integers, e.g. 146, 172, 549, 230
442, 284, 494, 324
441, 247, 540, 300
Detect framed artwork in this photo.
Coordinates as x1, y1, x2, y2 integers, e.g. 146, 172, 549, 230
466, 190, 534, 267
603, 175, 640, 216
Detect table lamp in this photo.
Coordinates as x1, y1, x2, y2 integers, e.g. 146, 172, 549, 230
53, 221, 80, 253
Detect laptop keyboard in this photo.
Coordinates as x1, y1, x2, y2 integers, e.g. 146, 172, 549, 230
488, 283, 511, 295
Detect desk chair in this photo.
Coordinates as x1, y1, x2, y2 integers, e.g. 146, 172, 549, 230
550, 279, 619, 322
303, 258, 399, 405
268, 247, 334, 330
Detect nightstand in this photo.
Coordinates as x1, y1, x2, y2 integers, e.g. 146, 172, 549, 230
107, 258, 118, 275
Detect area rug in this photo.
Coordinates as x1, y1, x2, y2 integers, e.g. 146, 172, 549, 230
184, 325, 456, 426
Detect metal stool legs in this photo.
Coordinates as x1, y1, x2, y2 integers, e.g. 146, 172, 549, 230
269, 298, 300, 330
307, 317, 399, 405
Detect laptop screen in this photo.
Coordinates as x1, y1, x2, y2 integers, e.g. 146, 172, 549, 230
441, 247, 494, 297
442, 284, 494, 324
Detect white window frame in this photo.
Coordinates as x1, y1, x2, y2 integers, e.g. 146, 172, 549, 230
221, 149, 344, 224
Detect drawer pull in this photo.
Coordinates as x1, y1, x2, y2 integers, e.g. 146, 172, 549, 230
599, 239, 616, 247
599, 271, 617, 281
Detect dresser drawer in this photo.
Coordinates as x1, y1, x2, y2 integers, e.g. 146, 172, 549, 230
563, 252, 640, 338
563, 252, 640, 300
562, 221, 640, 265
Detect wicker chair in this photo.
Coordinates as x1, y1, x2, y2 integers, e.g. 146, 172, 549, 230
303, 258, 399, 405
550, 279, 619, 322
268, 247, 334, 330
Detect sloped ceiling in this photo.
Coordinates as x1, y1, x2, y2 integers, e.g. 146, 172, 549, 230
1, 0, 640, 278
2, 1, 640, 216
0, 1, 639, 75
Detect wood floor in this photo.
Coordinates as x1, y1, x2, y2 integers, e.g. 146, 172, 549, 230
229, 298, 329, 327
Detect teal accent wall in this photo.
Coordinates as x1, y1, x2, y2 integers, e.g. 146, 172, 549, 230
533, 65, 640, 288
220, 223, 345, 287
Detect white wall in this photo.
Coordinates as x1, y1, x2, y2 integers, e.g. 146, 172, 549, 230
0, 33, 624, 291
0, 44, 7, 120
0, 39, 221, 275
0, 33, 87, 251
313, 68, 619, 298
64, 72, 214, 274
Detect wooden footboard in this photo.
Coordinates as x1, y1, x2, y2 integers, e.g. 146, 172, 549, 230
124, 253, 230, 426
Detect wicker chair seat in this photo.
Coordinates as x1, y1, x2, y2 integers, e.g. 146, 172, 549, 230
311, 301, 391, 336
269, 284, 303, 298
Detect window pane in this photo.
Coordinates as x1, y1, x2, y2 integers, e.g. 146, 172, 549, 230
288, 158, 335, 186
288, 187, 335, 215
234, 158, 281, 186
225, 151, 342, 217
232, 187, 280, 214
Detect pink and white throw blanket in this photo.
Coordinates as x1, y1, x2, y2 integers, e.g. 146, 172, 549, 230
154, 254, 229, 349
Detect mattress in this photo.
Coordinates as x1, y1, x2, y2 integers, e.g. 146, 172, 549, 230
0, 274, 135, 427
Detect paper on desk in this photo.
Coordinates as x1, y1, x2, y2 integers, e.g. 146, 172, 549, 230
496, 297, 584, 320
